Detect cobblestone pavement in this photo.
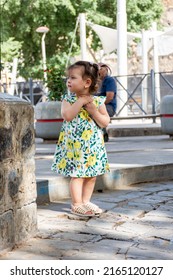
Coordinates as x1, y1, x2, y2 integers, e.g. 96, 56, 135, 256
1, 180, 173, 260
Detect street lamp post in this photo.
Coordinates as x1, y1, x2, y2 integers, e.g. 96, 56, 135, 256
36, 26, 49, 93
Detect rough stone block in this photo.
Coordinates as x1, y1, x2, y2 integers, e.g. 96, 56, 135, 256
14, 203, 37, 244
0, 211, 15, 252
0, 128, 13, 161
0, 168, 5, 202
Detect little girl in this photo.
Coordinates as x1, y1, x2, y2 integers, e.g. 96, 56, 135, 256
51, 61, 110, 217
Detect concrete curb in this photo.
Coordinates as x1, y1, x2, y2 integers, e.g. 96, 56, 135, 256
108, 126, 162, 137
36, 163, 173, 204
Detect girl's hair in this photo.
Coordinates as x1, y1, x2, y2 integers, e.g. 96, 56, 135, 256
67, 61, 99, 93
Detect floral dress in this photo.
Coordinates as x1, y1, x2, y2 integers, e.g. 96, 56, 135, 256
51, 94, 110, 177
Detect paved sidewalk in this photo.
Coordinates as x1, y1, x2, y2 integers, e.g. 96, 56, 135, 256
1, 180, 173, 260
0, 120, 173, 260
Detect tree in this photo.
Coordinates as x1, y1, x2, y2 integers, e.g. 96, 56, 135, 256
1, 0, 163, 79
126, 0, 164, 31
1, 38, 22, 64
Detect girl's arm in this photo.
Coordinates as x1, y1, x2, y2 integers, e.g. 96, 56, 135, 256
61, 96, 93, 121
85, 102, 110, 128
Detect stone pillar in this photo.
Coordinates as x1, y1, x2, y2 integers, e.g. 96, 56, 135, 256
0, 93, 37, 254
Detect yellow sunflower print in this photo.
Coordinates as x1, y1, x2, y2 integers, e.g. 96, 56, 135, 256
74, 141, 81, 149
74, 150, 82, 161
58, 158, 66, 169
67, 151, 73, 159
87, 154, 97, 166
66, 139, 73, 150
79, 108, 88, 120
81, 129, 93, 141
58, 131, 65, 143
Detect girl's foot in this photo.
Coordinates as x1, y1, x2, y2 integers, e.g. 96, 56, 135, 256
71, 204, 95, 217
84, 202, 103, 215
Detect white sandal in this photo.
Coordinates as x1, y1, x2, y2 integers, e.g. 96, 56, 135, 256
71, 204, 95, 217
84, 202, 103, 215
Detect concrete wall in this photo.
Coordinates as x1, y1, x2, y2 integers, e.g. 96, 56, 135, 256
0, 94, 37, 254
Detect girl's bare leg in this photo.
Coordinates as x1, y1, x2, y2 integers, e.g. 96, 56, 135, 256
69, 177, 84, 206
82, 177, 96, 204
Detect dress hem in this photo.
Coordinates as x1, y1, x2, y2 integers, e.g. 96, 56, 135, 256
51, 169, 110, 178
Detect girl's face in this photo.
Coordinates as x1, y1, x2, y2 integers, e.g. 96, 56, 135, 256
66, 67, 91, 96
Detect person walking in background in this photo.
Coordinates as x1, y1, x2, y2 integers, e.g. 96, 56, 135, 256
98, 63, 117, 142
51, 61, 110, 217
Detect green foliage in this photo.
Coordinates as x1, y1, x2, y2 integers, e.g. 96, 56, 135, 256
1, 0, 164, 80
127, 0, 164, 32
46, 54, 67, 101
1, 38, 22, 62
46, 67, 67, 101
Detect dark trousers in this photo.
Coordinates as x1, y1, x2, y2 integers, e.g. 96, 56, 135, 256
103, 104, 115, 135
105, 104, 115, 118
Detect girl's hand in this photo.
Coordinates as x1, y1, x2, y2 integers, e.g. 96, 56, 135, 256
78, 96, 93, 106
85, 102, 110, 128
84, 101, 97, 115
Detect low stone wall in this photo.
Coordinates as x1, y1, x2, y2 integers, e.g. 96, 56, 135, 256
0, 93, 37, 254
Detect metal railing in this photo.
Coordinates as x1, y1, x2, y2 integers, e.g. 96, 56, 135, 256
0, 79, 45, 105
112, 70, 173, 122
1, 70, 173, 121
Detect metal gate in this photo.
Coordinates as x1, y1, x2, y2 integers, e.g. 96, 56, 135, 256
115, 70, 173, 118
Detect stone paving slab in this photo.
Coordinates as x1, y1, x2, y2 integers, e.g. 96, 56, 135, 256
0, 180, 173, 260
